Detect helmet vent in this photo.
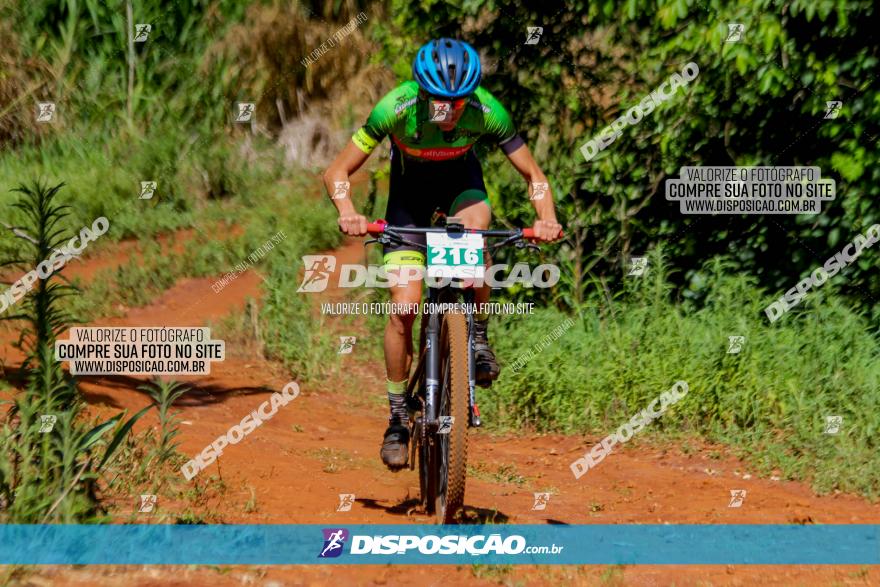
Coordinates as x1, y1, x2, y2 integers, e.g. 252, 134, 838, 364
412, 38, 481, 98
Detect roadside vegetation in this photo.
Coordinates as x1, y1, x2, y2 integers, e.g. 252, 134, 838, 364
1, 0, 877, 526
0, 182, 151, 522
489, 249, 880, 498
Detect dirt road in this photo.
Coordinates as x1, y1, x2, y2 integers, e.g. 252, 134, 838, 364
3, 237, 879, 586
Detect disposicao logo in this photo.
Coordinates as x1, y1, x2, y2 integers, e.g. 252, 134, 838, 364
319, 528, 349, 558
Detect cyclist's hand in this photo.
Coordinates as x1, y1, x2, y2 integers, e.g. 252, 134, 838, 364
337, 213, 369, 236
532, 219, 563, 242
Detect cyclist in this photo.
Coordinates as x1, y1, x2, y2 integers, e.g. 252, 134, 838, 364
323, 38, 562, 469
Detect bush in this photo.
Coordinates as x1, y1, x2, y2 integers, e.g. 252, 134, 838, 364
488, 248, 880, 498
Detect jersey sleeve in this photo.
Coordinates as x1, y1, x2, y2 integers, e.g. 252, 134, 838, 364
352, 83, 416, 154
474, 87, 525, 154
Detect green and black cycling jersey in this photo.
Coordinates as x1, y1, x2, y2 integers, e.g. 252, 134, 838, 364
352, 80, 525, 162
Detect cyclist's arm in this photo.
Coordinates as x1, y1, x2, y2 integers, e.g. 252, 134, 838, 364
323, 142, 369, 213
505, 144, 562, 241
323, 84, 410, 236
505, 144, 555, 220
475, 88, 561, 240
323, 142, 370, 235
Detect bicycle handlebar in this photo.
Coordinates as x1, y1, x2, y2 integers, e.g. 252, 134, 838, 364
365, 220, 560, 241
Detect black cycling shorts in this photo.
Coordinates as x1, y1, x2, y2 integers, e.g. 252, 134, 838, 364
383, 146, 490, 266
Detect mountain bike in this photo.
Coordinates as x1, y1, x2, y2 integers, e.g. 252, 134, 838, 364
365, 216, 550, 523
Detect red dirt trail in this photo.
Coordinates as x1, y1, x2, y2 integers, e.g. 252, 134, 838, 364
2, 236, 879, 587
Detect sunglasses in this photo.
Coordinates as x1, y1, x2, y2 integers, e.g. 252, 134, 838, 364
428, 97, 468, 109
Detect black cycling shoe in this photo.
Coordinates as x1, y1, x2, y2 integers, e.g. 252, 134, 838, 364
473, 319, 500, 387
380, 423, 410, 469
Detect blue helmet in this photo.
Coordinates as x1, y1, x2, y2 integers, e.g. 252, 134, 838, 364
412, 38, 481, 99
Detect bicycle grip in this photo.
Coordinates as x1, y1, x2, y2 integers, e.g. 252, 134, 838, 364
366, 219, 387, 235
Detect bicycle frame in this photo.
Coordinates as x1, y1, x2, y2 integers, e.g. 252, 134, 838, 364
362, 217, 561, 520
419, 284, 476, 429
367, 217, 546, 430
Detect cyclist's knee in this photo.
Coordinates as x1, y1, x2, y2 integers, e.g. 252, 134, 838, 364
454, 200, 491, 230
388, 284, 420, 327
388, 305, 418, 332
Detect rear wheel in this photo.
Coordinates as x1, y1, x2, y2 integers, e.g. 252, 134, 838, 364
434, 310, 469, 523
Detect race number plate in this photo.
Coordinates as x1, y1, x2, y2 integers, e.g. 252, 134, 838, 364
426, 232, 485, 279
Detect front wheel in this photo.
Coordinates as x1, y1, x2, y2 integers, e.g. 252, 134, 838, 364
434, 310, 469, 524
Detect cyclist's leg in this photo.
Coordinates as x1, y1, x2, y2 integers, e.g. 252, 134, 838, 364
384, 251, 423, 385
379, 148, 431, 467
382, 147, 430, 392
447, 152, 499, 385
380, 253, 422, 468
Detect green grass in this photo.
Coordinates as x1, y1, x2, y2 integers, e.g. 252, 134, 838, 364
306, 447, 355, 474
2, 118, 349, 385
267, 232, 879, 498
470, 564, 517, 584
469, 463, 528, 487
487, 250, 880, 498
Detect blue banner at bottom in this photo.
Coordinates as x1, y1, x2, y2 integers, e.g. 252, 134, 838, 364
0, 524, 877, 565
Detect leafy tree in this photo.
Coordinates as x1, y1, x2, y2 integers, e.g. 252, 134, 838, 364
376, 0, 880, 314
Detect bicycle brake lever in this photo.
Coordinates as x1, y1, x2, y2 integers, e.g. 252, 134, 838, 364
491, 233, 521, 252
513, 240, 540, 253
376, 233, 400, 246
